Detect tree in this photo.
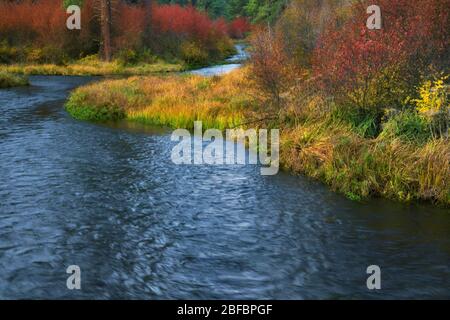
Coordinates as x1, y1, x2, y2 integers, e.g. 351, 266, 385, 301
100, 0, 112, 61
248, 26, 297, 110
142, 0, 152, 44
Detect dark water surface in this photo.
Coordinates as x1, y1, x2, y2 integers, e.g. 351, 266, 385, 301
0, 75, 449, 299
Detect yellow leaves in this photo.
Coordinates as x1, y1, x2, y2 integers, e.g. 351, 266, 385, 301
413, 75, 449, 117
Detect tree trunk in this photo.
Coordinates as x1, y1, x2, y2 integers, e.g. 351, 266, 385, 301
142, 0, 152, 45
100, 0, 112, 61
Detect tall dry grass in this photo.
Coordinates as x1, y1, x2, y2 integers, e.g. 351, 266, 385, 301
66, 68, 255, 129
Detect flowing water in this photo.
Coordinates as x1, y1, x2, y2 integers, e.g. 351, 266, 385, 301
189, 43, 247, 76
0, 58, 449, 299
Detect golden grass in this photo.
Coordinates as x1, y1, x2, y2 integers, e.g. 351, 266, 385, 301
67, 68, 256, 129
1, 59, 184, 76
280, 112, 450, 205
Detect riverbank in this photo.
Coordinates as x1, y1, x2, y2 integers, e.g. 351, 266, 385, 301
0, 71, 28, 88
65, 69, 449, 206
0, 48, 242, 78
1, 57, 185, 77
0, 44, 241, 77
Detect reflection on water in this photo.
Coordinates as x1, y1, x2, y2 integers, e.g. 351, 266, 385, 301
0, 75, 449, 300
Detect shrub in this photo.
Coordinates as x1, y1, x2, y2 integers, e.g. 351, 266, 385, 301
331, 106, 383, 138
0, 0, 97, 63
180, 42, 209, 66
115, 49, 139, 66
380, 110, 432, 143
0, 71, 29, 88
0, 42, 20, 63
139, 49, 159, 64
228, 17, 251, 39
275, 0, 351, 68
26, 46, 68, 65
0, 1, 237, 65
115, 3, 237, 64
248, 27, 298, 110
214, 37, 236, 58
412, 76, 449, 138
313, 0, 449, 110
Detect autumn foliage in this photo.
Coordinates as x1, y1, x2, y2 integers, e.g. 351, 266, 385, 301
228, 17, 251, 39
0, 1, 66, 43
248, 27, 298, 109
312, 0, 449, 108
0, 1, 246, 64
115, 4, 250, 45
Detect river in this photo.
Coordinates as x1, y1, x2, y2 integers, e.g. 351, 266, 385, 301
0, 55, 449, 299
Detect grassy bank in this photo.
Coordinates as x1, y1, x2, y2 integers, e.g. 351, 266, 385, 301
1, 56, 184, 76
280, 113, 449, 204
65, 69, 449, 206
66, 69, 254, 128
0, 46, 239, 76
0, 71, 28, 88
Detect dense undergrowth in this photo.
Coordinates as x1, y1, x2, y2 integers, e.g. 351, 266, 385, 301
0, 1, 246, 70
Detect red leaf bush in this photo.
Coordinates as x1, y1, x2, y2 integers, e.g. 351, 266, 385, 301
0, 1, 241, 64
312, 0, 449, 109
228, 17, 251, 39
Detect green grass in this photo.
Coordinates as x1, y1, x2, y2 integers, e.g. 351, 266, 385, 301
0, 71, 29, 88
65, 92, 126, 121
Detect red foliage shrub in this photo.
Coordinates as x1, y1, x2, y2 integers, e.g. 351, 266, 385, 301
228, 17, 251, 39
0, 0, 97, 59
115, 3, 146, 49
213, 18, 229, 37
114, 3, 235, 61
152, 5, 213, 42
312, 0, 449, 108
0, 0, 66, 45
0, 1, 238, 62
115, 4, 232, 51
